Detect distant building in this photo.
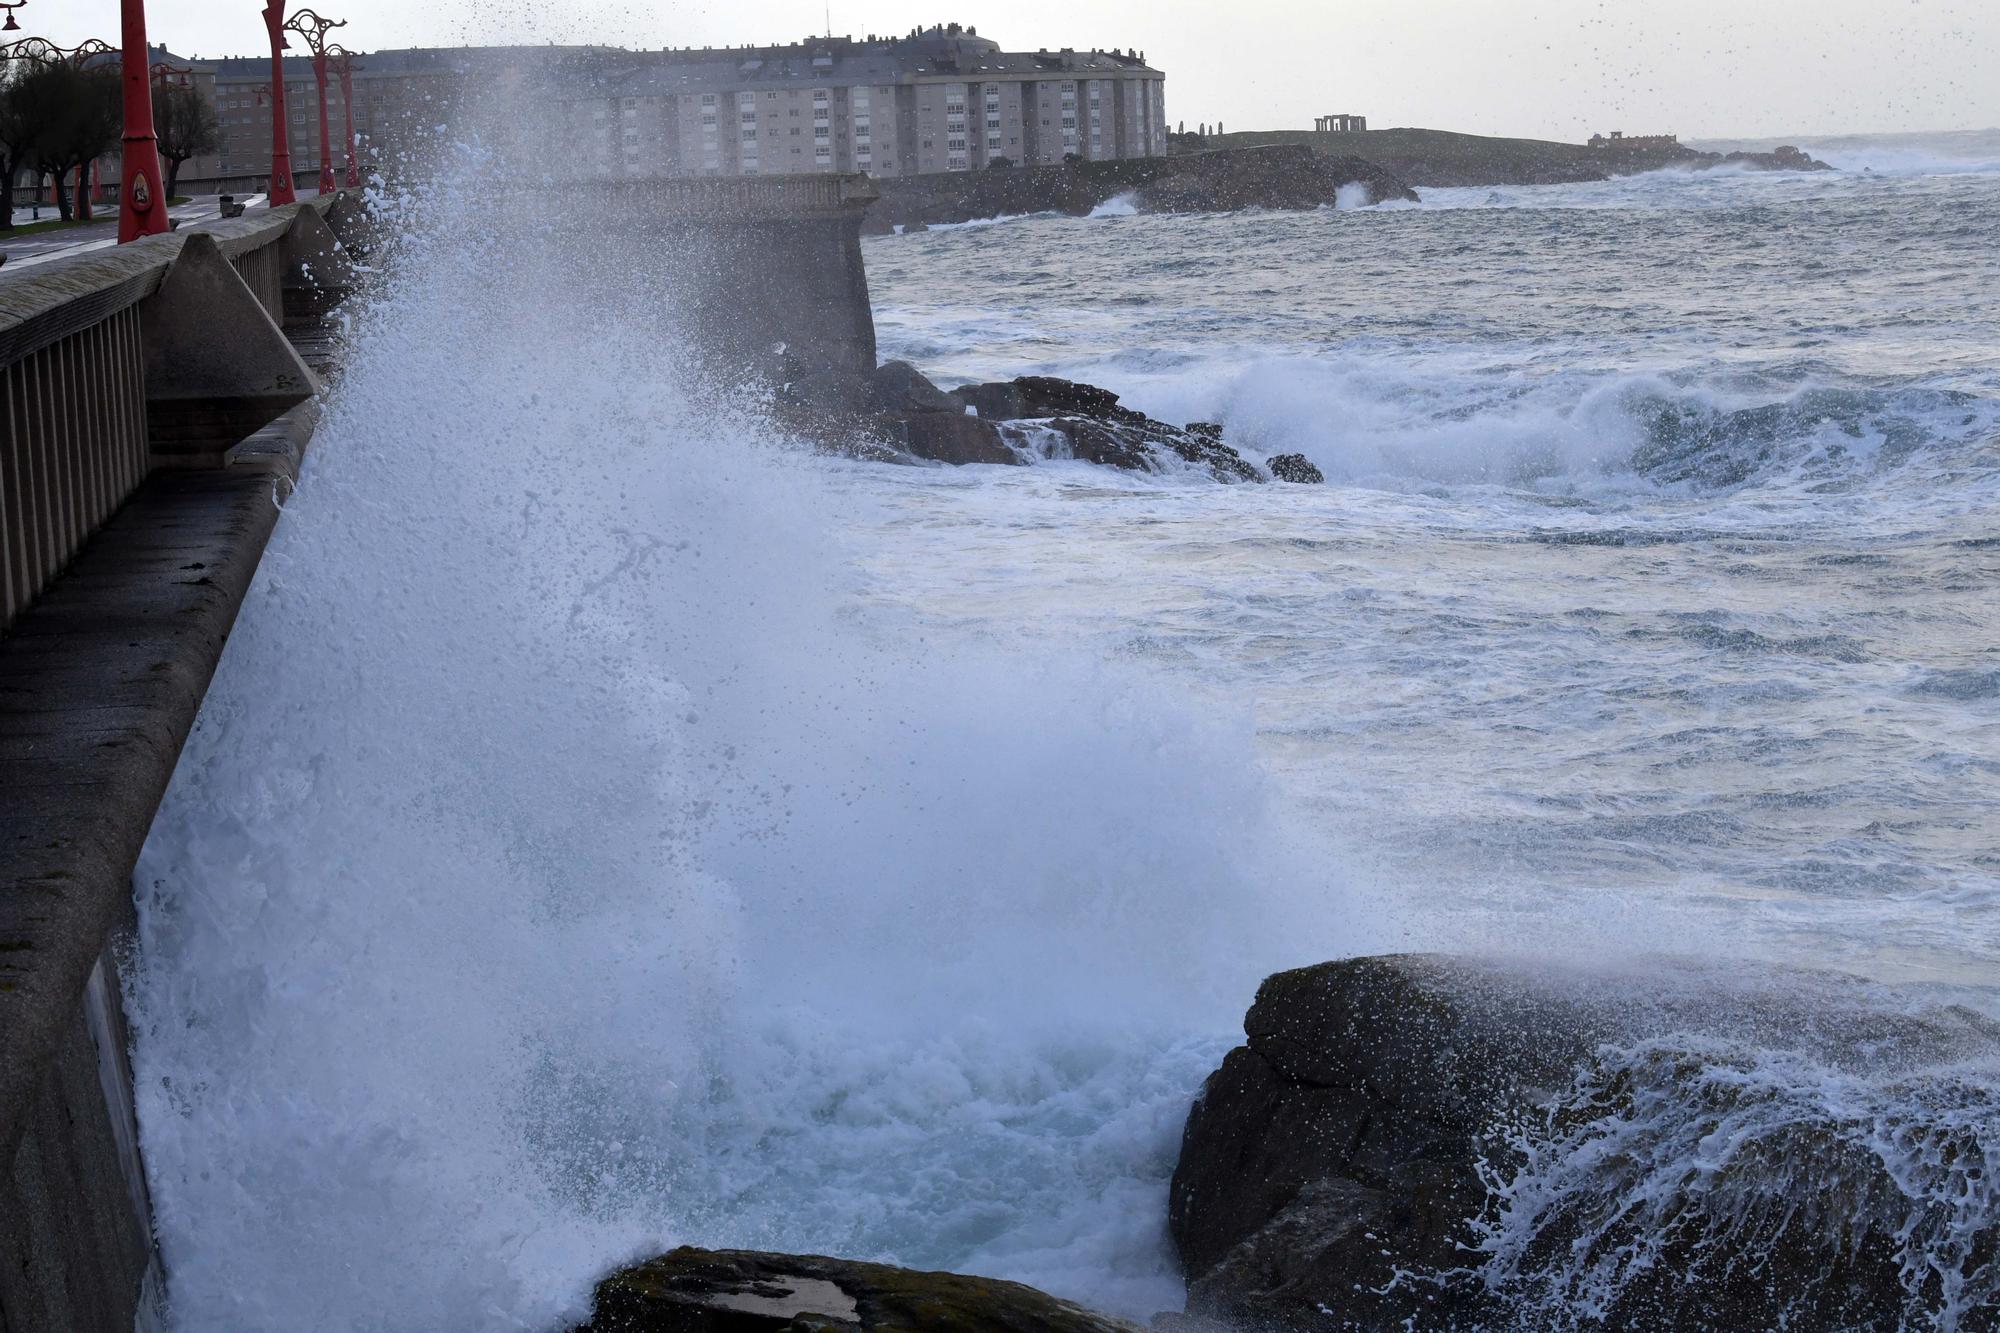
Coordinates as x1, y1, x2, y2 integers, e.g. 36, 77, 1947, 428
181, 24, 1164, 186
1315, 114, 1367, 133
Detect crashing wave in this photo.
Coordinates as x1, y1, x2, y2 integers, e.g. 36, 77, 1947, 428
1475, 1034, 2000, 1332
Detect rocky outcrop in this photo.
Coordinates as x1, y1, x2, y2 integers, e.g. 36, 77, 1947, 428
1198, 128, 1832, 189
861, 148, 1417, 233
576, 1247, 1142, 1332
953, 375, 1263, 482
1267, 454, 1323, 484
1170, 955, 2000, 1333
784, 362, 1270, 481
1132, 148, 1415, 213
1719, 144, 1833, 172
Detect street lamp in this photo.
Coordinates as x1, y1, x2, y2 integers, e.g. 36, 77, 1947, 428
149, 59, 192, 88
281, 7, 344, 196
326, 44, 361, 188
0, 3, 26, 34
261, 1, 296, 205
117, 0, 170, 240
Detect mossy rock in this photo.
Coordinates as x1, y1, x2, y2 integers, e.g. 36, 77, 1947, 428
579, 1248, 1144, 1332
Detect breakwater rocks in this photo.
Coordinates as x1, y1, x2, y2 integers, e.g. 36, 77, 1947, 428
787, 360, 1319, 484
862, 146, 1417, 232
577, 1248, 1142, 1332
1169, 954, 2000, 1332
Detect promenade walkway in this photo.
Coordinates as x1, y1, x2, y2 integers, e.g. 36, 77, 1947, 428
0, 193, 284, 270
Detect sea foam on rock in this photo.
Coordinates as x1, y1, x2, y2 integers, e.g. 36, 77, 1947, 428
788, 361, 1269, 482
1170, 955, 2000, 1333
576, 1248, 1143, 1331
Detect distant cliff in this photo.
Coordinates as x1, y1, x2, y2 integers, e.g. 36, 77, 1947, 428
1205, 127, 1831, 188
861, 146, 1418, 233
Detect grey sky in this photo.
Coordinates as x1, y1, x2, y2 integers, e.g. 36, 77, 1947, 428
29, 0, 2000, 140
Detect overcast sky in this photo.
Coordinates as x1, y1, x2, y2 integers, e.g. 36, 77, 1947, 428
29, 0, 2000, 141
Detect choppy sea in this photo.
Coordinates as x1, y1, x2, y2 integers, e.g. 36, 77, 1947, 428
126, 130, 1999, 1329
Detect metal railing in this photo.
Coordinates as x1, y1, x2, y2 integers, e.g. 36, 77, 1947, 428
0, 306, 148, 626
0, 196, 344, 631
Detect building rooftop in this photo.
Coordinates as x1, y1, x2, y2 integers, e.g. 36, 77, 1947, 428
195, 28, 1159, 89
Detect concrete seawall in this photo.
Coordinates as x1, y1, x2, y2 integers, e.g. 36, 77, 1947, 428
565, 175, 880, 383
0, 193, 348, 1329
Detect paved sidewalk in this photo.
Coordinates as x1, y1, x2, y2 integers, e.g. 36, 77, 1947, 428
0, 193, 282, 270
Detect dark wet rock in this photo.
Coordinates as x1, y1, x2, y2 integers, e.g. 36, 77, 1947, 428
1171, 954, 2000, 1333
869, 360, 961, 416
576, 1247, 1142, 1332
813, 366, 1262, 481
898, 411, 1020, 466
1047, 417, 1157, 472
1185, 423, 1225, 442
1722, 144, 1833, 173
1267, 453, 1324, 484
951, 376, 1261, 483
952, 381, 1029, 422
1133, 147, 1417, 212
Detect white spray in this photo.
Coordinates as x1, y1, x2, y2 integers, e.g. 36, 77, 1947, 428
123, 146, 1355, 1331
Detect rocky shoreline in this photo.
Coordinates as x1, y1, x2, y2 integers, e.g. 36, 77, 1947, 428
862, 146, 1417, 233
1199, 127, 1833, 189
779, 358, 1323, 484
570, 954, 1998, 1332
1171, 956, 1999, 1332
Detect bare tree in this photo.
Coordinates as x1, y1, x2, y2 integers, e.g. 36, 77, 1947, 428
0, 64, 33, 230
8, 62, 118, 222
153, 82, 219, 200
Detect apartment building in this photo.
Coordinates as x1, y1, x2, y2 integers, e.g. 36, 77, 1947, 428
198, 46, 613, 185
178, 25, 1161, 188
571, 24, 1166, 179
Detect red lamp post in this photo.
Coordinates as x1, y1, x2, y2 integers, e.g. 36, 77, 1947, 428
327, 44, 360, 188
117, 0, 169, 241
261, 1, 296, 205
281, 8, 344, 196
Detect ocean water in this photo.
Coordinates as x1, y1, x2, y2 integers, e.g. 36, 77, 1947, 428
125, 131, 1998, 1330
